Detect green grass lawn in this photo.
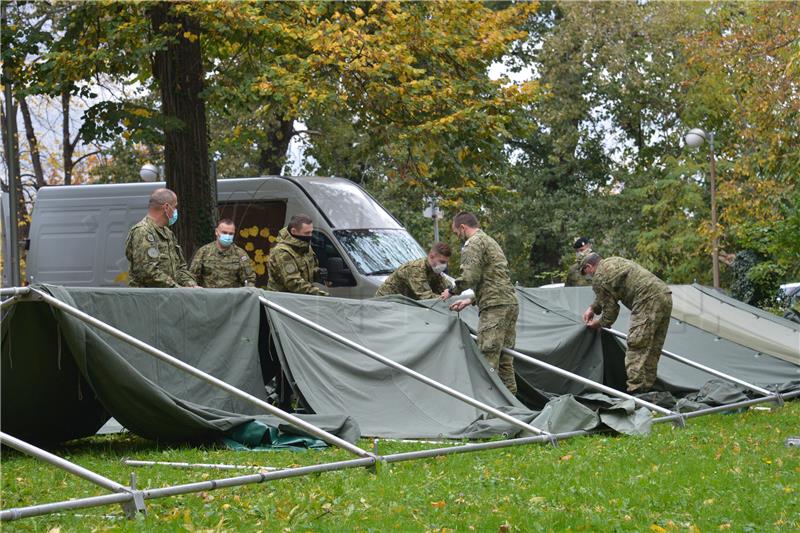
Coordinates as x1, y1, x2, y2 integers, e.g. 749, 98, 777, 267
2, 402, 798, 532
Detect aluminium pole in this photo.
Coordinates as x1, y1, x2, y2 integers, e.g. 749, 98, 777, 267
124, 459, 279, 472
484, 337, 675, 417
142, 457, 376, 499
5, 390, 795, 522
0, 492, 134, 522
653, 389, 800, 425
258, 295, 554, 440
25, 288, 372, 459
0, 286, 30, 297
0, 432, 131, 494
0, 295, 18, 310
603, 327, 779, 399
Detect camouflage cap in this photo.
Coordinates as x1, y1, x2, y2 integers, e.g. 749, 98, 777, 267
579, 252, 601, 272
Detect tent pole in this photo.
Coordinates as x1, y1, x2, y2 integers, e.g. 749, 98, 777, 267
604, 327, 781, 401
258, 295, 555, 441
142, 457, 376, 499
4, 390, 797, 522
0, 492, 135, 522
0, 432, 130, 493
652, 389, 800, 424
23, 287, 372, 459
0, 286, 30, 297
123, 459, 279, 472
0, 295, 18, 310
488, 339, 676, 417
0, 432, 145, 519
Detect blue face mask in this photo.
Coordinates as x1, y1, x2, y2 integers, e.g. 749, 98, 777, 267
219, 234, 234, 247
167, 206, 178, 226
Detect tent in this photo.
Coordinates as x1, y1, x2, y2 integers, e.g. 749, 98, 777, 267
2, 283, 798, 523
1, 285, 359, 447
3, 284, 798, 447
671, 284, 800, 365
522, 286, 800, 392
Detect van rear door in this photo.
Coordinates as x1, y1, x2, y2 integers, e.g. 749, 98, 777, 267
218, 201, 286, 287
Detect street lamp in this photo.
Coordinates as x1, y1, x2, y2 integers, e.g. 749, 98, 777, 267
684, 127, 720, 289
139, 164, 160, 182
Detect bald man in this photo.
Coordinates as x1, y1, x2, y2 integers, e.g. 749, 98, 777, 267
124, 187, 197, 288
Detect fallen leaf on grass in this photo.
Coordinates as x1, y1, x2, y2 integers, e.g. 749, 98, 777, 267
499, 522, 511, 533
431, 500, 446, 508
650, 525, 667, 533
560, 454, 572, 461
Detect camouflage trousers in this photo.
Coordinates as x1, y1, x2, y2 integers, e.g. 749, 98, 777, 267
477, 304, 519, 395
625, 292, 672, 393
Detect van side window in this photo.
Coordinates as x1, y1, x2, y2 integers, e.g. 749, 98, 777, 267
311, 231, 356, 287
218, 201, 286, 288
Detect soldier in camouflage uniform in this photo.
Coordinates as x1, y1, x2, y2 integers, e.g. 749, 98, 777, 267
124, 188, 197, 288
580, 252, 672, 393
190, 218, 256, 288
442, 212, 519, 395
565, 236, 593, 287
375, 242, 451, 299
266, 214, 329, 296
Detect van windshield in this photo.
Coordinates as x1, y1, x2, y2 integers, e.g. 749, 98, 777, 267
295, 179, 402, 229
334, 229, 425, 275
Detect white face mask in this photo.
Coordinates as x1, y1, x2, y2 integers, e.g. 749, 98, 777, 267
432, 263, 448, 274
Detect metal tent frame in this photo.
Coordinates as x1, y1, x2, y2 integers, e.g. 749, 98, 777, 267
1, 286, 795, 522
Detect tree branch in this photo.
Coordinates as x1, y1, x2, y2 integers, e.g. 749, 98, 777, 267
72, 150, 101, 167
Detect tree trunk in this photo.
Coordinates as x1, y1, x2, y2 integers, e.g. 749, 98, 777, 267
148, 2, 215, 258
258, 118, 294, 175
0, 99, 29, 245
19, 95, 46, 189
61, 90, 73, 185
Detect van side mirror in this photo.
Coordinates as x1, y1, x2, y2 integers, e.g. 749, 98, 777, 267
326, 257, 356, 287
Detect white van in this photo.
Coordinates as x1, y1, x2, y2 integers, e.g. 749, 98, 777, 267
25, 176, 426, 298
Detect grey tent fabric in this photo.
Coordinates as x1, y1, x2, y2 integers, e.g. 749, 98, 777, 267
369, 295, 652, 435
692, 283, 800, 329
671, 284, 800, 365
525, 287, 800, 392
1, 298, 110, 443
4, 284, 796, 446
261, 291, 534, 439
386, 296, 627, 403
0, 285, 359, 445
64, 286, 269, 415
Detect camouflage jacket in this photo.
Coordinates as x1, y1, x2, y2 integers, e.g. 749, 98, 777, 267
564, 249, 592, 287
375, 258, 448, 300
452, 230, 517, 310
266, 228, 328, 296
565, 262, 591, 287
124, 216, 196, 288
590, 256, 671, 327
190, 241, 256, 288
